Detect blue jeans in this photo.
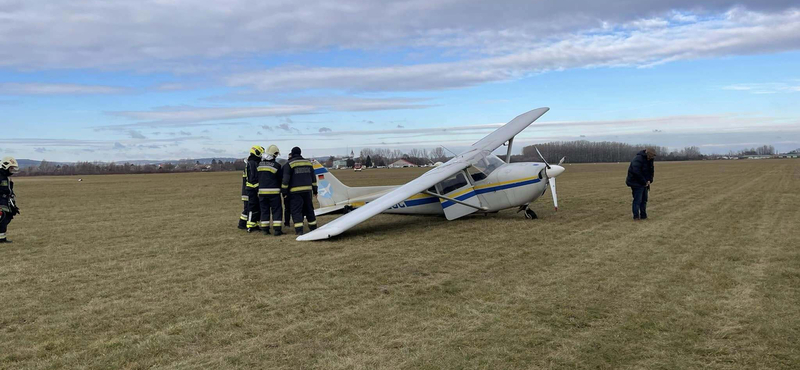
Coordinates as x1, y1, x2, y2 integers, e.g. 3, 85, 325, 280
631, 186, 648, 219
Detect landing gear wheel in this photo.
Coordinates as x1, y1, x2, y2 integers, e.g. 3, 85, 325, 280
343, 205, 354, 214
524, 209, 538, 219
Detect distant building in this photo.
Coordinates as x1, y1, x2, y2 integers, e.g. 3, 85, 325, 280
777, 153, 799, 159
388, 159, 417, 168
333, 159, 348, 169
742, 155, 774, 160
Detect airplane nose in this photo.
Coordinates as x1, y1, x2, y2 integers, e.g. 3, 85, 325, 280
546, 165, 565, 178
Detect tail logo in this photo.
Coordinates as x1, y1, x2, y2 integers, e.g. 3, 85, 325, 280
318, 180, 333, 199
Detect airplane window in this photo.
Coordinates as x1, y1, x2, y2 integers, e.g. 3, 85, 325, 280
473, 155, 505, 177
441, 173, 467, 194
468, 167, 487, 182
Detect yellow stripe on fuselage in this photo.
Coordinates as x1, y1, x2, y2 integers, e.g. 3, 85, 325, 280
407, 193, 436, 200
445, 187, 475, 198
473, 176, 539, 190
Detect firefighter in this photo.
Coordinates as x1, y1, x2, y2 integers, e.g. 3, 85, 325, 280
245, 145, 264, 232
257, 145, 284, 236
1, 157, 20, 243
281, 147, 318, 235
238, 157, 248, 230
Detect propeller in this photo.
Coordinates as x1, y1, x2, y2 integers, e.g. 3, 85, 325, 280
535, 147, 565, 211
534, 146, 551, 169
549, 177, 558, 211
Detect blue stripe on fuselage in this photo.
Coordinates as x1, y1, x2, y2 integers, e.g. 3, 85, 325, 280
404, 197, 439, 207
442, 178, 541, 209
314, 167, 329, 175
441, 191, 478, 208
475, 178, 540, 194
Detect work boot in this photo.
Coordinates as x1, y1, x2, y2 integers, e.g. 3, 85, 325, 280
0, 239, 11, 243
295, 226, 304, 236
309, 224, 317, 231
273, 228, 283, 236
262, 228, 271, 235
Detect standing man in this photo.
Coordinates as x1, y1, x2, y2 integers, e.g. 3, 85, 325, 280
238, 157, 249, 230
257, 145, 284, 236
281, 147, 318, 235
626, 148, 656, 220
245, 145, 265, 232
1, 157, 20, 243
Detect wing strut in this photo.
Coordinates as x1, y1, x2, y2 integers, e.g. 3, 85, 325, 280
423, 190, 489, 211
505, 137, 514, 163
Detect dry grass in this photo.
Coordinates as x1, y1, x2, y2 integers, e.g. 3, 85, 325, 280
1, 160, 799, 369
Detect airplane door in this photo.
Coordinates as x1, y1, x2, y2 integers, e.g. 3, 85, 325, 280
435, 170, 484, 220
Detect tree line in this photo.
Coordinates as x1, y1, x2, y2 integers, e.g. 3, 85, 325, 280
16, 142, 792, 176
322, 147, 451, 168
19, 159, 247, 176
512, 141, 781, 163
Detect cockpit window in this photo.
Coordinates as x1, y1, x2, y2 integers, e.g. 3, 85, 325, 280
470, 154, 505, 181
440, 172, 468, 194
468, 167, 487, 182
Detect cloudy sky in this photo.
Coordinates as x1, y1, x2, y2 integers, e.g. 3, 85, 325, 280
2, 0, 800, 161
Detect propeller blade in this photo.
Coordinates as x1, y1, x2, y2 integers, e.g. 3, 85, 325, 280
549, 177, 558, 211
558, 156, 565, 165
534, 146, 551, 169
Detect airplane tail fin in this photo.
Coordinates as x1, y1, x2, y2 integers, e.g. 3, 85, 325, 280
313, 161, 351, 207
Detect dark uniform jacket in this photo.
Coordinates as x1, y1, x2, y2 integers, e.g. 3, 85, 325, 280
257, 159, 282, 195
241, 166, 249, 202
244, 155, 260, 192
0, 172, 16, 213
626, 150, 655, 188
281, 156, 317, 194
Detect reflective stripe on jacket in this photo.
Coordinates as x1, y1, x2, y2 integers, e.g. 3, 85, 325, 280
281, 156, 318, 193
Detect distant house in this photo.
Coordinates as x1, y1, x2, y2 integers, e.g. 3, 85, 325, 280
388, 159, 417, 168
742, 155, 774, 160
332, 159, 348, 169
778, 153, 799, 159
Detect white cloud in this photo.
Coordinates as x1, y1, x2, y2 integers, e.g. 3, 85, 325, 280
128, 130, 147, 139
722, 82, 800, 94
106, 105, 317, 126
226, 9, 800, 92
0, 1, 796, 71
0, 83, 125, 95
283, 96, 436, 111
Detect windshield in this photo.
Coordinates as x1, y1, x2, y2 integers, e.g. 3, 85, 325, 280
470, 154, 505, 181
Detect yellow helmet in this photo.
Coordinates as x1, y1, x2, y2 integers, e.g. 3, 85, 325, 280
266, 145, 280, 157
249, 145, 265, 157
1, 156, 19, 174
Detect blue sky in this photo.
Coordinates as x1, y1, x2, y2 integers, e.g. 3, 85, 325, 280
1, 1, 799, 161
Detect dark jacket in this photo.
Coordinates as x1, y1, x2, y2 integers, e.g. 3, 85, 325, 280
244, 155, 260, 192
1, 171, 15, 212
626, 150, 654, 188
241, 166, 248, 202
281, 156, 317, 194
257, 159, 282, 195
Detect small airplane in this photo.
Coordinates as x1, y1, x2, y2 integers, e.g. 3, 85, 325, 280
299, 107, 564, 241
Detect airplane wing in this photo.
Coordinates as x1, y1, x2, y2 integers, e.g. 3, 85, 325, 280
296, 107, 549, 241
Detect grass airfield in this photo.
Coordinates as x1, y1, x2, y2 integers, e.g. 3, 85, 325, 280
2, 159, 799, 369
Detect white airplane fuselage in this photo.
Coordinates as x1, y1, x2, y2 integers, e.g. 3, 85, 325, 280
314, 159, 565, 216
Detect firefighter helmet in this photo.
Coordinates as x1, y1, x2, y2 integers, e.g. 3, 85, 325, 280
266, 145, 280, 157
0, 157, 19, 174
249, 145, 265, 157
